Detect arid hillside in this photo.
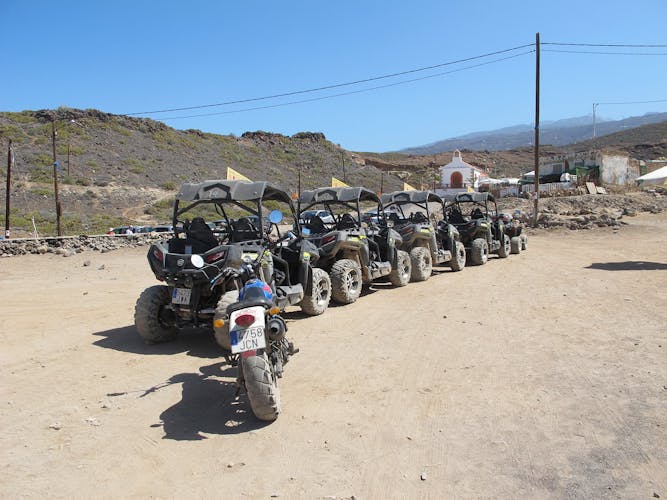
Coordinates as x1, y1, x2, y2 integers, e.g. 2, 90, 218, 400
1, 107, 665, 236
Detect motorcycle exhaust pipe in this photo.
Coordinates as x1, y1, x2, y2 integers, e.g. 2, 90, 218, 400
267, 316, 287, 341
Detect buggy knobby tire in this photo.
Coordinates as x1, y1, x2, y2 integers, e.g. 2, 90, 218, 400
470, 238, 488, 266
299, 268, 331, 315
134, 285, 178, 344
498, 234, 511, 258
242, 351, 281, 421
521, 234, 528, 250
389, 249, 411, 287
331, 259, 363, 304
409, 246, 431, 282
450, 241, 466, 272
213, 290, 239, 351
510, 236, 522, 255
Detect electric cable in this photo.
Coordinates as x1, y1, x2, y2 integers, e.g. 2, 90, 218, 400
157, 50, 534, 121
543, 42, 667, 47
544, 49, 667, 55
125, 43, 534, 116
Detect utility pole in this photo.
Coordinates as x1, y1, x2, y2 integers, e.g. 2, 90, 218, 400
51, 117, 62, 236
341, 151, 346, 183
532, 32, 541, 227
297, 166, 302, 197
592, 102, 599, 140
380, 171, 384, 194
4, 139, 12, 239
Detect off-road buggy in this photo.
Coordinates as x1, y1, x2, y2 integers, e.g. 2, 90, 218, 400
381, 190, 466, 281
135, 180, 331, 347
443, 192, 510, 265
297, 186, 411, 304
499, 211, 528, 254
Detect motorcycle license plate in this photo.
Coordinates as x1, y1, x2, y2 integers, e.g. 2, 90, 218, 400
172, 287, 191, 305
230, 306, 266, 354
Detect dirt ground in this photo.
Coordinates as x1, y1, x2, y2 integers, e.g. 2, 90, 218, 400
1, 214, 666, 499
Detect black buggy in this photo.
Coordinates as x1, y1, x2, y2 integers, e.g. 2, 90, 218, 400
298, 186, 411, 304
443, 192, 511, 266
135, 180, 331, 347
381, 190, 466, 281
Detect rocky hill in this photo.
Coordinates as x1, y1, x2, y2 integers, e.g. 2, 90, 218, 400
1, 107, 666, 237
0, 108, 403, 236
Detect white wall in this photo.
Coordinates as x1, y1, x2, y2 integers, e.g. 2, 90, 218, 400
600, 155, 638, 185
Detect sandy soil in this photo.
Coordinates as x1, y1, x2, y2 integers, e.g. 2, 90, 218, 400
1, 214, 666, 499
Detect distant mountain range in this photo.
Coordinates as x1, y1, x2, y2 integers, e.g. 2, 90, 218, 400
400, 112, 667, 154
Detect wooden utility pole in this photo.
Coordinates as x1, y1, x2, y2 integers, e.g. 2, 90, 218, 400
341, 151, 346, 183
51, 118, 62, 236
4, 140, 12, 239
532, 32, 541, 227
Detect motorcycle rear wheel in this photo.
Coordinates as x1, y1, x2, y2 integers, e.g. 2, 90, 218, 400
242, 351, 281, 421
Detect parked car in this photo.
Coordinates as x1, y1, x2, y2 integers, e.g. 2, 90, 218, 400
153, 224, 174, 233
298, 209, 335, 225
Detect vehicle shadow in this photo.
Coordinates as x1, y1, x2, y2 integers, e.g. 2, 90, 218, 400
585, 261, 667, 271
92, 325, 223, 359
154, 362, 271, 439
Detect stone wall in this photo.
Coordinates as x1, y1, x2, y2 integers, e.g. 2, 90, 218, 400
0, 233, 163, 257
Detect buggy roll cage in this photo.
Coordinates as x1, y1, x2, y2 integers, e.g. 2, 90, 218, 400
298, 187, 384, 225
381, 190, 444, 220
173, 180, 299, 239
443, 192, 499, 219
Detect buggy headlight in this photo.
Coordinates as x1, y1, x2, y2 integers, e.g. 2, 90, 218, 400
191, 254, 204, 268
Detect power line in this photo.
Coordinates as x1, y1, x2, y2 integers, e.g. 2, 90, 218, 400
544, 49, 667, 55
125, 43, 534, 116
596, 98, 667, 105
158, 50, 534, 121
543, 42, 667, 47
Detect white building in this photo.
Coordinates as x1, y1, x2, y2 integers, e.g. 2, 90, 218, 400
439, 150, 487, 193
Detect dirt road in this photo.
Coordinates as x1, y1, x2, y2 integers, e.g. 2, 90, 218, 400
1, 215, 666, 498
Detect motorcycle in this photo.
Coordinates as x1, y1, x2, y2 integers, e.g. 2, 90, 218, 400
212, 215, 298, 421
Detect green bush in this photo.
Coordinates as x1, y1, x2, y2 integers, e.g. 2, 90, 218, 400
129, 165, 146, 174
28, 168, 53, 183
30, 187, 53, 197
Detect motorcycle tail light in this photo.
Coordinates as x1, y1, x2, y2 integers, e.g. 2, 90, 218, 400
235, 313, 255, 328
400, 226, 414, 234
321, 234, 337, 245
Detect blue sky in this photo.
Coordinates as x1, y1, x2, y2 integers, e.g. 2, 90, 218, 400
2, 0, 666, 152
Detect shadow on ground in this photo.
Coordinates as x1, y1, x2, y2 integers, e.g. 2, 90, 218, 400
154, 362, 271, 439
585, 261, 667, 271
92, 325, 222, 358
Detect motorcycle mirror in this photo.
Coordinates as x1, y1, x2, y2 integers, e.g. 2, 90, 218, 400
269, 210, 283, 224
